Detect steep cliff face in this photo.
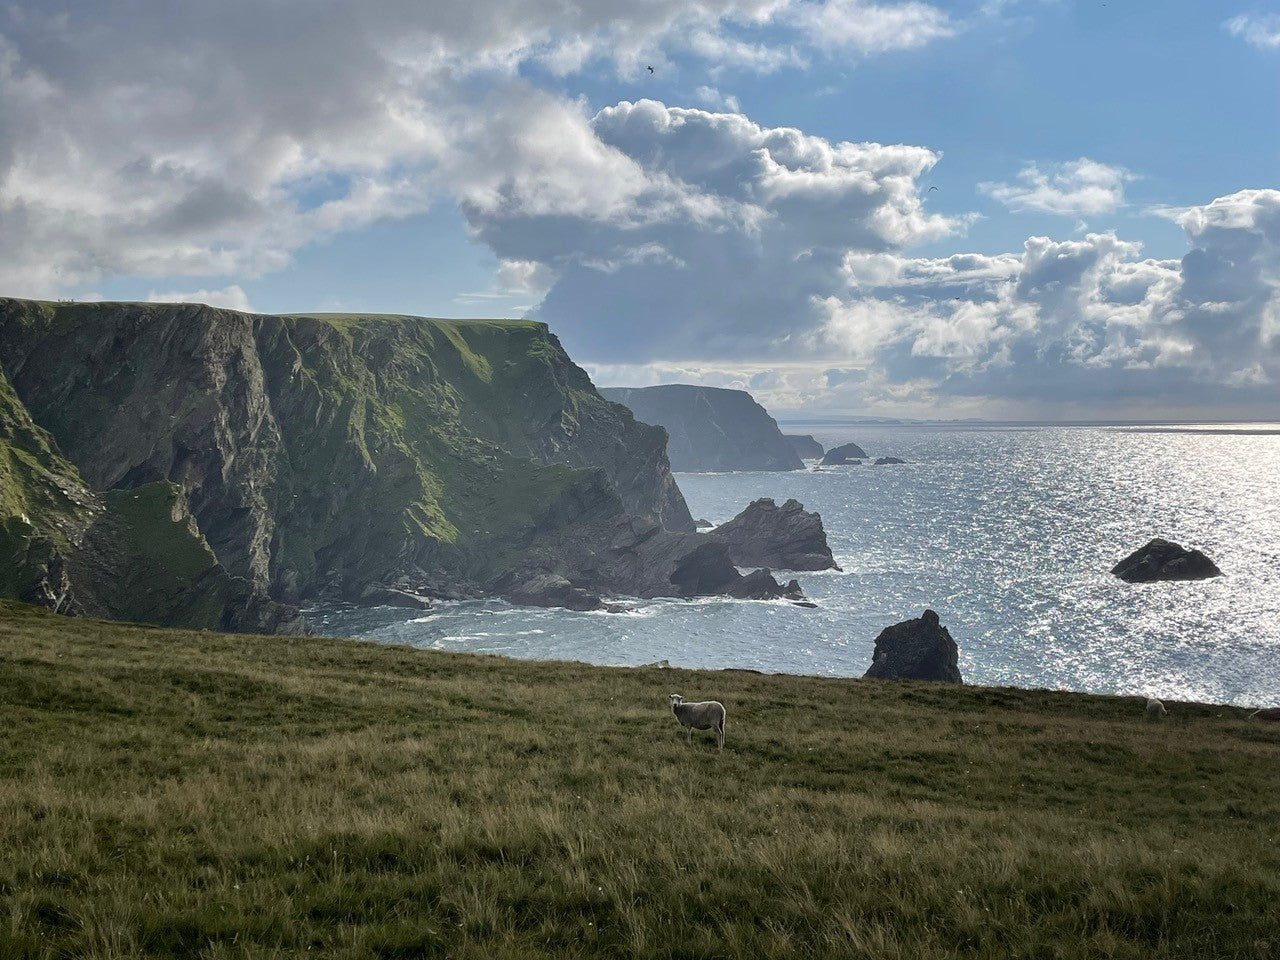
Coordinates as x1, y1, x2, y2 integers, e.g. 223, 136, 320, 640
0, 299, 693, 608
0, 363, 299, 630
600, 385, 804, 472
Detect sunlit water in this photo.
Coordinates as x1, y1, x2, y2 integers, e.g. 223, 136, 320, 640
314, 424, 1280, 706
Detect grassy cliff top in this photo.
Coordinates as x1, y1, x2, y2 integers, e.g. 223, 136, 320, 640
2, 601, 1277, 959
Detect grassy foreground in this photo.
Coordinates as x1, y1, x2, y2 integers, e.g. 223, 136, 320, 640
2, 602, 1278, 959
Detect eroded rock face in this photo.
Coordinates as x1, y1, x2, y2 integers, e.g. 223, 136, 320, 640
1111, 538, 1221, 583
710, 498, 839, 572
600, 384, 803, 472
821, 442, 868, 465
0, 299, 695, 614
864, 609, 963, 683
785, 435, 824, 459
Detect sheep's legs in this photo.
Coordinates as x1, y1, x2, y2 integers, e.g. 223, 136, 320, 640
686, 725, 692, 745
716, 723, 724, 749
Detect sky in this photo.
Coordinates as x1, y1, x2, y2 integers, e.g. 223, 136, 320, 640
1, 1, 1277, 420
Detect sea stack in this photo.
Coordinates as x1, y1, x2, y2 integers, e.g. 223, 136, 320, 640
1111, 538, 1222, 583
709, 498, 839, 571
821, 442, 869, 465
864, 609, 963, 683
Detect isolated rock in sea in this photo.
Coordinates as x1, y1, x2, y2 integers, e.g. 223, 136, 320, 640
821, 442, 869, 465
667, 542, 807, 602
504, 574, 606, 611
710, 498, 839, 571
600, 384, 804, 472
874, 457, 907, 465
785, 434, 824, 459
694, 518, 715, 529
725, 569, 805, 601
1111, 538, 1222, 583
864, 609, 963, 683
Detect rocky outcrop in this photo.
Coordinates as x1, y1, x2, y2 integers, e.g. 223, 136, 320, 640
709, 498, 839, 571
821, 442, 868, 465
667, 542, 804, 602
864, 609, 963, 683
502, 573, 608, 612
0, 299, 698, 621
874, 457, 907, 465
1, 365, 304, 632
600, 385, 803, 472
785, 435, 824, 459
493, 473, 811, 605
1111, 538, 1222, 583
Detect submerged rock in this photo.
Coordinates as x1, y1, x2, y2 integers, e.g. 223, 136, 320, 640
864, 609, 963, 683
785, 434, 824, 459
1111, 538, 1222, 583
821, 442, 869, 465
710, 498, 839, 571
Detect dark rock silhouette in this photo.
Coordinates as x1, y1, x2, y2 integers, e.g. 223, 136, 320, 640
710, 498, 839, 571
864, 609, 963, 683
668, 542, 805, 602
874, 457, 907, 465
821, 442, 869, 465
785, 434, 824, 459
1111, 539, 1221, 582
602, 384, 803, 472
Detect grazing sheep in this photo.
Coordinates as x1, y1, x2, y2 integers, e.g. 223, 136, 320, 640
669, 694, 726, 749
1248, 707, 1280, 722
1145, 698, 1167, 720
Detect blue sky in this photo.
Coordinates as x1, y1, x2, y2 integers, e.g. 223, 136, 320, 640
2, 1, 1277, 418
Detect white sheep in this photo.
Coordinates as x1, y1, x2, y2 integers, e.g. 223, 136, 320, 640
1145, 697, 1167, 720
669, 694, 726, 749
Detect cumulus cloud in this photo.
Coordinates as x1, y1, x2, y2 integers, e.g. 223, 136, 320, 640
461, 99, 963, 360
1224, 13, 1280, 49
582, 190, 1280, 418
147, 285, 253, 312
979, 159, 1136, 216
0, 0, 963, 297
787, 0, 954, 53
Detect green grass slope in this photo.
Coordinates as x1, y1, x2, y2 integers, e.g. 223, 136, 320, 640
2, 601, 1277, 959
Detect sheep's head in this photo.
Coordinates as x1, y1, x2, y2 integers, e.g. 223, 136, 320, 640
669, 694, 683, 707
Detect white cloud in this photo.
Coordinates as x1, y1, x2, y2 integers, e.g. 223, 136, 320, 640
580, 190, 1280, 418
146, 285, 253, 311
458, 99, 964, 361
979, 158, 1135, 216
0, 0, 965, 299
1224, 13, 1280, 49
694, 85, 742, 112
788, 0, 954, 53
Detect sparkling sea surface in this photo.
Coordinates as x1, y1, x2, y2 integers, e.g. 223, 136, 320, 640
313, 424, 1280, 707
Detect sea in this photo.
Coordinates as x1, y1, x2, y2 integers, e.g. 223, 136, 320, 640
313, 423, 1280, 708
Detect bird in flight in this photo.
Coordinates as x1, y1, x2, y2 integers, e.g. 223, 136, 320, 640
928, 186, 938, 192
647, 65, 654, 73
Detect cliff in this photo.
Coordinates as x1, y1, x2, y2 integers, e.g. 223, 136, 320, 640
0, 364, 299, 631
599, 385, 803, 472
0, 299, 711, 620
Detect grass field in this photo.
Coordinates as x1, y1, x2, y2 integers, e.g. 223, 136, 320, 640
2, 599, 1278, 959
